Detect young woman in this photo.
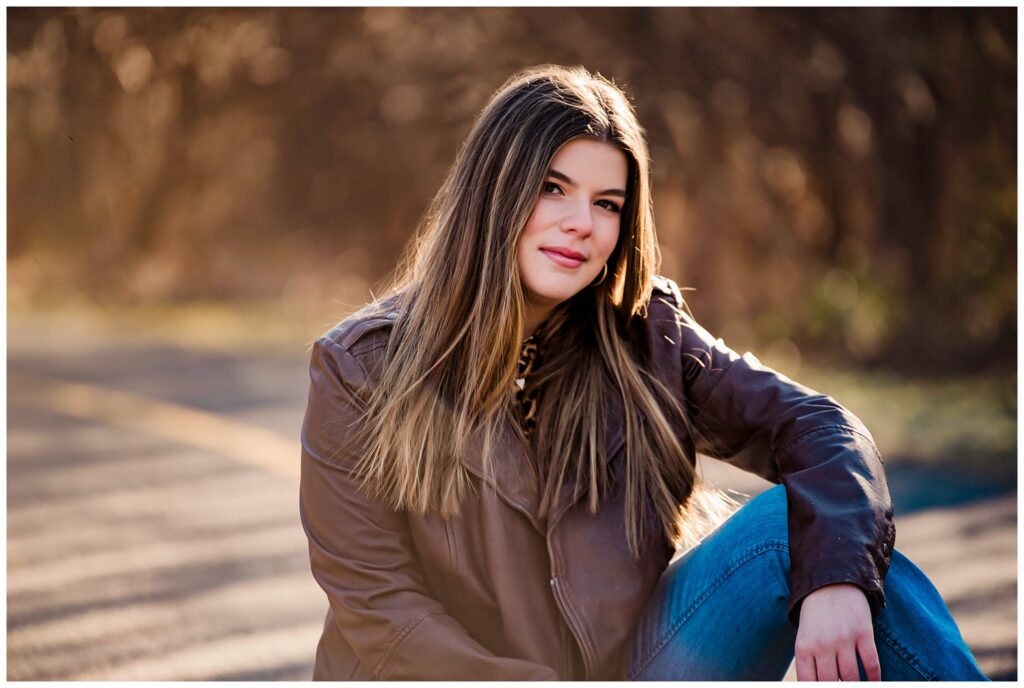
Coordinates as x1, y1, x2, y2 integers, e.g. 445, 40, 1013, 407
299, 65, 987, 681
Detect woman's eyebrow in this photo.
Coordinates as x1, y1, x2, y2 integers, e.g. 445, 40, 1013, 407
548, 168, 627, 198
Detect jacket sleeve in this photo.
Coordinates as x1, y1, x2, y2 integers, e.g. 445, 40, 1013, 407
299, 336, 559, 680
656, 283, 895, 628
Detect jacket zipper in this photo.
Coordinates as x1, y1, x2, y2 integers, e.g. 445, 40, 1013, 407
485, 488, 592, 679
464, 430, 591, 679
550, 576, 593, 680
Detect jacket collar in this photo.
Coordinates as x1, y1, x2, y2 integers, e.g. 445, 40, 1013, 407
458, 413, 544, 532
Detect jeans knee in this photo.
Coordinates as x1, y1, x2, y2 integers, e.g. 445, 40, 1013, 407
695, 485, 792, 596
724, 484, 789, 549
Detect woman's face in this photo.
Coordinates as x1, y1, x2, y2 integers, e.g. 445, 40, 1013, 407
517, 138, 627, 332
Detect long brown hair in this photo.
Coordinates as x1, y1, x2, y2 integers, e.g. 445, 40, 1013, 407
349, 65, 732, 556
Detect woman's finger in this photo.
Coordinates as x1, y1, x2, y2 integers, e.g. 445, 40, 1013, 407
857, 633, 883, 681
837, 643, 861, 681
795, 651, 817, 681
815, 652, 840, 681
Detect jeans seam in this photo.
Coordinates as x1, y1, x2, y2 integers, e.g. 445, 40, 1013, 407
629, 540, 789, 678
874, 621, 939, 681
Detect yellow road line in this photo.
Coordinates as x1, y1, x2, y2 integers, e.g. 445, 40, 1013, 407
11, 373, 298, 481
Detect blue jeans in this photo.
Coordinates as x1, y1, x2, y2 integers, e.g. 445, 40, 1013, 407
627, 483, 989, 680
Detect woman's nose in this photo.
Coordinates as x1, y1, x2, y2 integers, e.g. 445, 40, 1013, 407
559, 199, 593, 235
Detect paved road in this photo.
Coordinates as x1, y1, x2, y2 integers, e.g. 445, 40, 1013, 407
7, 315, 1017, 680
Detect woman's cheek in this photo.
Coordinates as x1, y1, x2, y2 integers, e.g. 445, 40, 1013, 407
600, 225, 621, 260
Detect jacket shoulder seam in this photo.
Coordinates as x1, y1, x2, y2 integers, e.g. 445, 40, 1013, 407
345, 317, 392, 359
318, 314, 394, 375
329, 316, 393, 347
313, 335, 373, 411
652, 275, 692, 308
350, 340, 388, 357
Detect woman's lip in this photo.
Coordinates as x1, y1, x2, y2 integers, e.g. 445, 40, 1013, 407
541, 248, 585, 268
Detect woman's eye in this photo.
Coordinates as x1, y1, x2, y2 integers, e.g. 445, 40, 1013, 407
596, 199, 622, 213
542, 181, 563, 195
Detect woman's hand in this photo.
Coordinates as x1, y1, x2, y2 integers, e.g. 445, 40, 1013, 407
795, 583, 881, 681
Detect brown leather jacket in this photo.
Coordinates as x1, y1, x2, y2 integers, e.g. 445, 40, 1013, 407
299, 275, 895, 680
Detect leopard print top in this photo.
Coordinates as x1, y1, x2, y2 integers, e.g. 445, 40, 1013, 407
514, 331, 541, 438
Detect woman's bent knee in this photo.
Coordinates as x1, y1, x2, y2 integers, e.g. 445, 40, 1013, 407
708, 484, 789, 551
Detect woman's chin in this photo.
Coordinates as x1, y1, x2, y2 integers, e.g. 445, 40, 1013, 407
530, 283, 586, 306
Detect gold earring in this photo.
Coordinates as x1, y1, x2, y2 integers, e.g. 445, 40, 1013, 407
589, 263, 609, 287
